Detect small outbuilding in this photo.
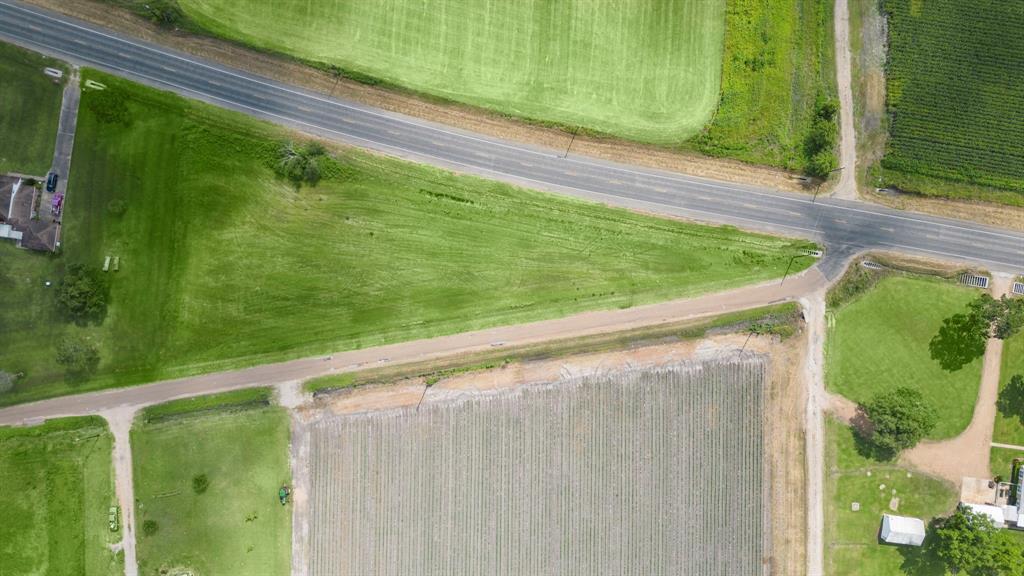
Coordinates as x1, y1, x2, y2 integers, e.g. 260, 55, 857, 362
880, 514, 926, 546
963, 503, 1006, 528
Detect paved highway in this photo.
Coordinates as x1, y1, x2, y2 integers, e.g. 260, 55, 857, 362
0, 0, 1019, 278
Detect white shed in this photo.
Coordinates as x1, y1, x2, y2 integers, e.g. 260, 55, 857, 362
880, 514, 926, 546
963, 503, 1006, 528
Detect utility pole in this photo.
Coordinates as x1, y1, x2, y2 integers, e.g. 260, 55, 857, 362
561, 126, 579, 158
812, 165, 845, 203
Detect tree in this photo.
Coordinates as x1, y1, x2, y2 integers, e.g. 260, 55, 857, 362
192, 474, 209, 495
56, 264, 108, 323
933, 507, 1024, 575
55, 337, 100, 378
862, 387, 937, 454
142, 519, 159, 537
965, 294, 1024, 340
274, 141, 326, 186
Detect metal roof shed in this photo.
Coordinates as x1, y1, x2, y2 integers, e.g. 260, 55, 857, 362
964, 503, 1006, 528
880, 514, 926, 546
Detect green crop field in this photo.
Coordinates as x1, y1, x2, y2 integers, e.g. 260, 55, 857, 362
691, 0, 836, 171
880, 0, 1024, 205
174, 0, 724, 144
825, 275, 983, 439
0, 417, 120, 575
132, 399, 290, 576
0, 42, 66, 175
994, 332, 1024, 446
0, 69, 815, 405
825, 418, 956, 576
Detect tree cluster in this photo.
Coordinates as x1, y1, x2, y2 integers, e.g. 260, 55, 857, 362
275, 141, 327, 186
804, 96, 839, 178
933, 507, 1024, 575
861, 386, 937, 455
969, 294, 1024, 340
56, 264, 108, 323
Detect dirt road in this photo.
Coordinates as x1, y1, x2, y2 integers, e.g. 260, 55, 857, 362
102, 406, 138, 576
0, 265, 828, 426
801, 290, 827, 576
833, 0, 858, 200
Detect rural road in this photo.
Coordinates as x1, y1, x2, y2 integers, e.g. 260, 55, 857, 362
0, 0, 1020, 278
833, 0, 858, 201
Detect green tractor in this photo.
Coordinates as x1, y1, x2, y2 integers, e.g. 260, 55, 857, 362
278, 485, 291, 506
108, 506, 120, 532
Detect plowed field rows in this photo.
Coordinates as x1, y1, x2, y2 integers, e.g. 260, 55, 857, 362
308, 356, 768, 575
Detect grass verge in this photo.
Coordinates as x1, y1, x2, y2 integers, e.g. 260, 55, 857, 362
132, 401, 290, 575
0, 41, 66, 174
994, 332, 1024, 446
826, 272, 983, 438
0, 68, 815, 406
0, 416, 120, 575
825, 418, 956, 576
139, 387, 273, 424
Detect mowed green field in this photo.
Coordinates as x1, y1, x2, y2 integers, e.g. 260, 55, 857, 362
880, 0, 1024, 205
0, 42, 65, 174
0, 70, 815, 405
993, 331, 1024, 446
825, 275, 983, 439
132, 395, 290, 575
692, 0, 836, 170
0, 417, 121, 576
177, 0, 724, 144
825, 419, 956, 576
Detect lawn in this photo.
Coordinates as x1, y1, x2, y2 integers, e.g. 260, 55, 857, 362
825, 275, 983, 439
690, 0, 837, 171
878, 0, 1024, 206
0, 41, 66, 175
0, 69, 816, 405
990, 446, 1024, 481
994, 331, 1024, 445
825, 418, 957, 576
0, 416, 120, 576
132, 394, 290, 576
172, 0, 724, 144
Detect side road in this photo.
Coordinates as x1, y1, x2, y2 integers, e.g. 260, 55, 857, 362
0, 265, 829, 426
832, 0, 858, 200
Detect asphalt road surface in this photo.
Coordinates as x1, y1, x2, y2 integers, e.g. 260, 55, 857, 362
0, 0, 1020, 280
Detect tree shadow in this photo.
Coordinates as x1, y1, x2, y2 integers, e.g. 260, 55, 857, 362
997, 375, 1024, 424
896, 524, 948, 576
852, 405, 897, 462
929, 312, 988, 372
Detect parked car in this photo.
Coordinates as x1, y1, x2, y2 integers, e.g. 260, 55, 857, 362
45, 172, 58, 192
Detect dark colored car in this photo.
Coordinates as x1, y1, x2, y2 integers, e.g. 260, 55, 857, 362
46, 172, 58, 192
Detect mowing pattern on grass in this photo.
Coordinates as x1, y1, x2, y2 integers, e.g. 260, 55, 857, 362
692, 0, 836, 171
881, 0, 1024, 201
0, 41, 65, 175
826, 275, 982, 439
0, 69, 815, 405
994, 332, 1024, 446
309, 357, 767, 575
0, 417, 119, 576
825, 419, 956, 576
132, 405, 291, 576
176, 0, 724, 144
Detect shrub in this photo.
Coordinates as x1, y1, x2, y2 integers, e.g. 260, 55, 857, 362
274, 141, 327, 186
142, 519, 159, 537
55, 337, 100, 378
56, 264, 108, 323
192, 474, 209, 495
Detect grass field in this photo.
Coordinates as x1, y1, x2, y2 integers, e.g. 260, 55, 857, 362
0, 41, 65, 175
0, 69, 815, 405
0, 416, 120, 575
132, 400, 290, 576
990, 446, 1024, 480
172, 0, 724, 144
309, 358, 767, 574
879, 0, 1024, 205
825, 418, 956, 576
825, 275, 983, 439
994, 332, 1024, 446
690, 0, 837, 171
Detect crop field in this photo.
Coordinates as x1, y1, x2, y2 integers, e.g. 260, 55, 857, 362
172, 0, 724, 144
0, 416, 120, 575
825, 419, 955, 576
0, 69, 815, 405
0, 41, 66, 174
307, 357, 768, 575
880, 0, 1024, 204
132, 401, 291, 575
691, 0, 836, 171
825, 275, 982, 438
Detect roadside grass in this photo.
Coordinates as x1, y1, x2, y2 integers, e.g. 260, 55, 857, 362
994, 332, 1024, 445
825, 418, 956, 576
132, 402, 290, 576
825, 275, 983, 438
0, 416, 120, 575
139, 387, 273, 424
990, 446, 1024, 481
0, 41, 66, 175
878, 0, 1024, 206
170, 0, 724, 145
689, 0, 836, 171
0, 69, 816, 406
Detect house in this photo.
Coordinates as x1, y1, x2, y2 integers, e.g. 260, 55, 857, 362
880, 514, 926, 546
